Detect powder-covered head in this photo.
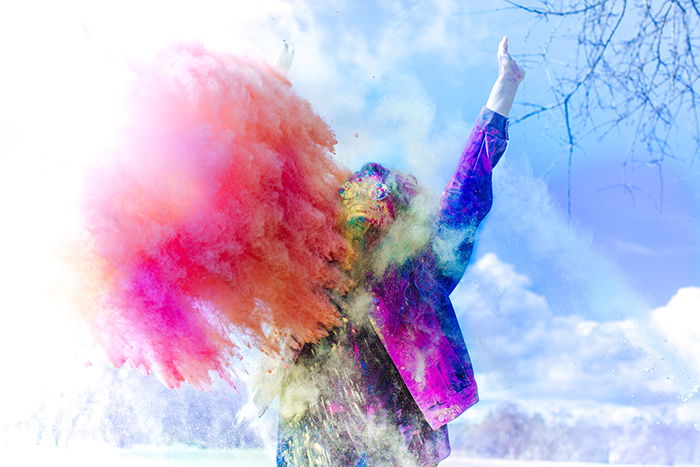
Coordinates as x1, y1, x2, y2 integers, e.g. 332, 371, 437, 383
81, 43, 353, 389
338, 162, 419, 231
338, 162, 438, 279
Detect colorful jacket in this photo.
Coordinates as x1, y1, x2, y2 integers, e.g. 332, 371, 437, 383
369, 107, 509, 430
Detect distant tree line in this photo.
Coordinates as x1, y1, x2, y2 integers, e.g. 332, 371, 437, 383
6, 367, 261, 449
6, 369, 699, 464
450, 402, 700, 464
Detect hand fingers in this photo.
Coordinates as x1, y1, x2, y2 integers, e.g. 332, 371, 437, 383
276, 39, 294, 73
499, 36, 508, 56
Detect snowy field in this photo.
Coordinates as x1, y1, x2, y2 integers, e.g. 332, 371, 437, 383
1, 447, 696, 467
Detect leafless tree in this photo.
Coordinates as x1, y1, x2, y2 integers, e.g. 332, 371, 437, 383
498, 0, 700, 215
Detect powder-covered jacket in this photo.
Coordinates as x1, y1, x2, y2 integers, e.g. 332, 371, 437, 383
368, 107, 508, 430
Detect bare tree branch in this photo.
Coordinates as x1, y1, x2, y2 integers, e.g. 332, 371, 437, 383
504, 0, 608, 16
498, 0, 700, 214
691, 0, 700, 15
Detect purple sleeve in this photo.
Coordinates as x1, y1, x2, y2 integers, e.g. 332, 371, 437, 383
432, 107, 509, 293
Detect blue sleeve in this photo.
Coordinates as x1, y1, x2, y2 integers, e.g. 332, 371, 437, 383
431, 107, 509, 294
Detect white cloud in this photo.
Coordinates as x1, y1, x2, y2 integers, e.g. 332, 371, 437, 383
471, 252, 533, 290
452, 253, 697, 419
475, 155, 653, 322
611, 239, 657, 256
282, 0, 495, 175
651, 287, 700, 375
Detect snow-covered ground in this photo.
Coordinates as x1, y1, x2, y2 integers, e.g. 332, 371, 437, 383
1, 447, 696, 467
444, 459, 695, 467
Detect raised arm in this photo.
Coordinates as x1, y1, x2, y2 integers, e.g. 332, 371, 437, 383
432, 36, 524, 293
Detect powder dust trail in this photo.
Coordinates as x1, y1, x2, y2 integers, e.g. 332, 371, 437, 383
79, 43, 354, 389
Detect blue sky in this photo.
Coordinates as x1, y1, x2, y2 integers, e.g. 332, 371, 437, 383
0, 0, 698, 430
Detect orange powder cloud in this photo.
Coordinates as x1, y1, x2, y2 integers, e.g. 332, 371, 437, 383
80, 43, 353, 389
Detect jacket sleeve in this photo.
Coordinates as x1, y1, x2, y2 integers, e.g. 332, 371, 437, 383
431, 107, 508, 294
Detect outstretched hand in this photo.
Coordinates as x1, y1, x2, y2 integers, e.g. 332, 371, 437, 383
497, 36, 525, 86
486, 36, 525, 117
276, 39, 294, 74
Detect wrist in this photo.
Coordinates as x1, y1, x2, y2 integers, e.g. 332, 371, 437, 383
493, 76, 521, 99
485, 92, 515, 118
486, 76, 520, 117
